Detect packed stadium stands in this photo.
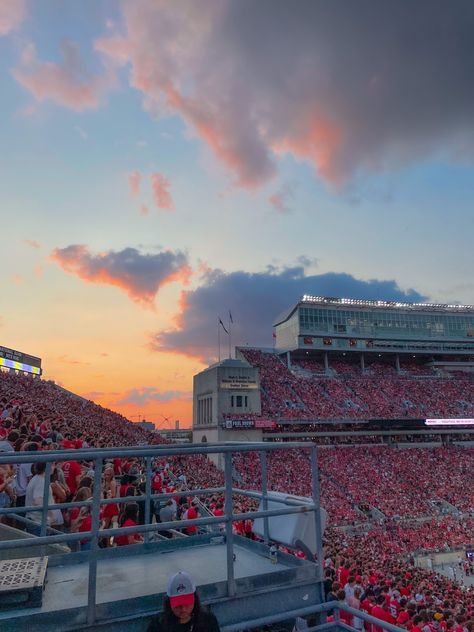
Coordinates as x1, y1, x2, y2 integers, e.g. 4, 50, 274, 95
239, 349, 474, 420
2, 367, 474, 628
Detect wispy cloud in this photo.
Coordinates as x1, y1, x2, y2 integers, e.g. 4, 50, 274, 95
268, 182, 295, 214
116, 387, 192, 407
128, 170, 141, 196
23, 239, 41, 249
12, 40, 114, 111
0, 0, 27, 36
151, 172, 174, 211
74, 125, 88, 140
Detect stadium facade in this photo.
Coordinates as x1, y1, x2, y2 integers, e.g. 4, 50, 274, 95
274, 295, 474, 361
192, 296, 474, 447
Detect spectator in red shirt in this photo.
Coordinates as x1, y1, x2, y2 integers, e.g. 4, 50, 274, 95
371, 595, 394, 632
61, 459, 82, 497
115, 503, 143, 547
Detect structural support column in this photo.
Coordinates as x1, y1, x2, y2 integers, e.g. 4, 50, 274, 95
310, 445, 325, 603
360, 353, 365, 372
224, 452, 236, 596
395, 354, 400, 373
324, 352, 329, 372
260, 450, 269, 544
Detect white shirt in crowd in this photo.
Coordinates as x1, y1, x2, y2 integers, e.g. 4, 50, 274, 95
25, 474, 54, 525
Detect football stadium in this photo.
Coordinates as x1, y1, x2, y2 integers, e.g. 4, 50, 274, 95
1, 296, 473, 631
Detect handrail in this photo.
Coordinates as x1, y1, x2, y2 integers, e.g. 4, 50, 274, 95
0, 441, 323, 628
222, 601, 407, 632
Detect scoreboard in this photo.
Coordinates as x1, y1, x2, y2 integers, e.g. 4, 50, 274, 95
0, 345, 42, 376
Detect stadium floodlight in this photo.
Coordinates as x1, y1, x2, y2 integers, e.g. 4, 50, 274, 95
300, 295, 474, 311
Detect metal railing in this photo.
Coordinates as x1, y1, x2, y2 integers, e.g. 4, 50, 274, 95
0, 441, 324, 627
222, 600, 407, 632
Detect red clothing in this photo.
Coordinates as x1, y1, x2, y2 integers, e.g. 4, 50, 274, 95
338, 567, 350, 587
151, 473, 162, 492
62, 460, 81, 494
371, 606, 392, 632
389, 599, 400, 620
115, 519, 140, 546
69, 507, 80, 522
103, 502, 119, 519
185, 506, 198, 535
119, 484, 131, 498
113, 458, 122, 476
340, 609, 353, 626
79, 515, 92, 544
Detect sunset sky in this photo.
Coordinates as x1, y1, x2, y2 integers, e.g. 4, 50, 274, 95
1, 0, 474, 427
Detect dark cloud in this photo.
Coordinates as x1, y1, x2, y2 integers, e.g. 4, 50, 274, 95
152, 266, 426, 362
50, 245, 191, 307
98, 1, 474, 187
116, 388, 192, 406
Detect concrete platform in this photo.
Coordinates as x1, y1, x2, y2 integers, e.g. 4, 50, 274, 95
0, 536, 320, 631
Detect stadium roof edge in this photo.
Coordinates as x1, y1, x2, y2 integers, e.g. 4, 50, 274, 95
273, 295, 474, 326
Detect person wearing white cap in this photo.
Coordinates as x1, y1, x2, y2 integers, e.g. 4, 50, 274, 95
146, 571, 220, 631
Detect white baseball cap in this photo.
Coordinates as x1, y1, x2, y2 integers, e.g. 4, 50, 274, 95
167, 571, 196, 608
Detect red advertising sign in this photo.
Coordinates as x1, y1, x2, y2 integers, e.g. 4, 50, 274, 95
255, 419, 276, 429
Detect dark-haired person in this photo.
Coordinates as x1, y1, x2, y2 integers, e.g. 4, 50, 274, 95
115, 502, 143, 546
147, 571, 220, 632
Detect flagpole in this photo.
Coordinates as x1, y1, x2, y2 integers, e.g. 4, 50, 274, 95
228, 315, 231, 359
218, 316, 221, 362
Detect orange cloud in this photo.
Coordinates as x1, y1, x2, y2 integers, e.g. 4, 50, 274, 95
165, 85, 275, 189
0, 0, 26, 36
279, 114, 344, 184
50, 244, 191, 307
151, 172, 174, 210
12, 40, 113, 111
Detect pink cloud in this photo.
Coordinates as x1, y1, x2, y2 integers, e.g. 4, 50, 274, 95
96, 2, 474, 188
50, 244, 191, 307
140, 204, 149, 216
128, 170, 141, 196
96, 3, 276, 190
0, 0, 26, 36
23, 239, 41, 249
151, 172, 174, 211
268, 182, 295, 214
12, 40, 114, 111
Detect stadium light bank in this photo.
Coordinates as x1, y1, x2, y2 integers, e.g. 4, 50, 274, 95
300, 295, 474, 312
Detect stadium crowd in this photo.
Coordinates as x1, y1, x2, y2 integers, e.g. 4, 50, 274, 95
1, 369, 474, 628
239, 349, 474, 420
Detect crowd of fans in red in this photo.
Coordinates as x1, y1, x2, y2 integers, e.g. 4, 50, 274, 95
1, 369, 474, 628
232, 446, 474, 523
238, 350, 474, 420
323, 529, 474, 632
